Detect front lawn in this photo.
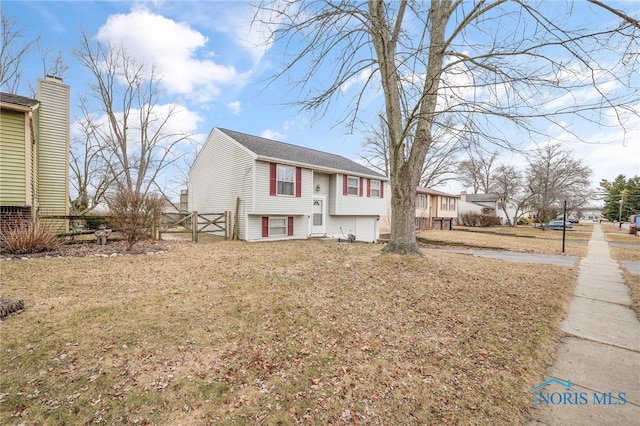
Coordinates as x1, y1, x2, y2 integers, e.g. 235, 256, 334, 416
417, 224, 591, 256
0, 239, 577, 424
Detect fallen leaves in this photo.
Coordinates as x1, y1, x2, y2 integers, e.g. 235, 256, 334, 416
0, 239, 578, 424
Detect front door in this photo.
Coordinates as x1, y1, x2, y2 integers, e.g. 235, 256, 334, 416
312, 198, 325, 235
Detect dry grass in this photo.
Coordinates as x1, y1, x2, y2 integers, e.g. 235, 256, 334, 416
0, 240, 577, 425
608, 243, 640, 321
417, 224, 591, 257
601, 222, 639, 243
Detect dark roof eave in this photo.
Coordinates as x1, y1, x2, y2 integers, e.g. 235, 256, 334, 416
0, 92, 39, 111
416, 186, 458, 197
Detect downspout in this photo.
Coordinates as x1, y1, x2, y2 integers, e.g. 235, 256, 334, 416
29, 111, 38, 222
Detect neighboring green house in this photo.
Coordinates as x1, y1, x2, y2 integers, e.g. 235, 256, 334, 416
0, 76, 70, 232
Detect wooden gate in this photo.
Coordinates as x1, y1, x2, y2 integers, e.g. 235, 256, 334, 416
158, 211, 231, 241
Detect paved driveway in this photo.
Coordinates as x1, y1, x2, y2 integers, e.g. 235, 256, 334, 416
423, 248, 578, 267
620, 261, 640, 275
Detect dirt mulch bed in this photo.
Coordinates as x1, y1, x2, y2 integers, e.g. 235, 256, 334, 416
0, 239, 172, 260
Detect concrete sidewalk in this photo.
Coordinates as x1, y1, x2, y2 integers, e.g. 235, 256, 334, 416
423, 247, 578, 267
528, 224, 640, 425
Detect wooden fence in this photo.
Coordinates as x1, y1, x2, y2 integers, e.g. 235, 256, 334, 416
41, 211, 232, 242
158, 211, 231, 241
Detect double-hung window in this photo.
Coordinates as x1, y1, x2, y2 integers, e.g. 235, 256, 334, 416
441, 197, 448, 211
371, 180, 381, 197
417, 194, 427, 209
269, 217, 287, 236
347, 176, 359, 195
277, 165, 295, 196
262, 216, 294, 237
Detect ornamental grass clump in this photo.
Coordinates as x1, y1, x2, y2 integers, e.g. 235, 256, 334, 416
0, 219, 62, 255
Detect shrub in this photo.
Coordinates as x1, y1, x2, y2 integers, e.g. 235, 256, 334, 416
106, 189, 164, 250
83, 214, 109, 230
460, 211, 501, 227
0, 220, 62, 255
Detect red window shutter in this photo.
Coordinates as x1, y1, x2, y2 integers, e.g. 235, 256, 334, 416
359, 177, 364, 197
367, 178, 371, 197
269, 163, 277, 196
262, 217, 269, 237
343, 175, 348, 195
380, 181, 384, 198
287, 217, 294, 236
295, 167, 302, 197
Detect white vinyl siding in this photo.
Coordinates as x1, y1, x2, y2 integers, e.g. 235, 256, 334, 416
188, 129, 254, 240
253, 161, 311, 215
246, 215, 307, 241
324, 215, 379, 243
329, 174, 388, 216
312, 172, 330, 196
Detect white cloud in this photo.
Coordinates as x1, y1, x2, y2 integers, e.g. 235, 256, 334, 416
340, 68, 374, 93
227, 101, 241, 114
197, 2, 292, 64
261, 129, 285, 141
96, 7, 247, 101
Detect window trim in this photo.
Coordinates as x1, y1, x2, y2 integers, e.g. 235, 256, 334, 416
346, 176, 359, 196
269, 163, 302, 197
276, 164, 295, 196
370, 180, 381, 198
417, 194, 427, 209
262, 216, 294, 237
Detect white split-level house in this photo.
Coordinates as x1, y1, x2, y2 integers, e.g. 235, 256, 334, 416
188, 128, 389, 242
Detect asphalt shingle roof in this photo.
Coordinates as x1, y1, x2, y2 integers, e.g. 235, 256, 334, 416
218, 128, 386, 179
416, 186, 458, 197
0, 92, 39, 109
465, 194, 499, 202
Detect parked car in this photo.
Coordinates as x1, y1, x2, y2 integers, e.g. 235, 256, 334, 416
547, 220, 573, 229
555, 215, 579, 223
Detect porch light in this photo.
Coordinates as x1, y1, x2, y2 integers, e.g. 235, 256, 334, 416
316, 184, 321, 192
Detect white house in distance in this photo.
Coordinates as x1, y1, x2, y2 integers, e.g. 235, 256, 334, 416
458, 191, 515, 225
188, 128, 389, 242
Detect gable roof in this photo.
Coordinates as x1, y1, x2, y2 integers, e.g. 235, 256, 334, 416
465, 193, 499, 202
218, 128, 387, 179
0, 92, 39, 111
416, 186, 458, 197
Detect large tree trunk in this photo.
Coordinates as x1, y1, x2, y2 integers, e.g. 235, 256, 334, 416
383, 165, 421, 255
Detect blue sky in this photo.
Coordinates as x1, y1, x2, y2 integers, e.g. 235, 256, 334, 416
3, 1, 639, 200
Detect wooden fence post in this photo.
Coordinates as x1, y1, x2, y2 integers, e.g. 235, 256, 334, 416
224, 211, 229, 240
192, 211, 198, 242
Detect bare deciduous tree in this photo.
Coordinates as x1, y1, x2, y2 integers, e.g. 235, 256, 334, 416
75, 33, 194, 198
69, 98, 116, 215
255, 0, 639, 254
1, 11, 37, 93
526, 145, 592, 227
491, 164, 530, 227
457, 149, 499, 194
360, 115, 461, 188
